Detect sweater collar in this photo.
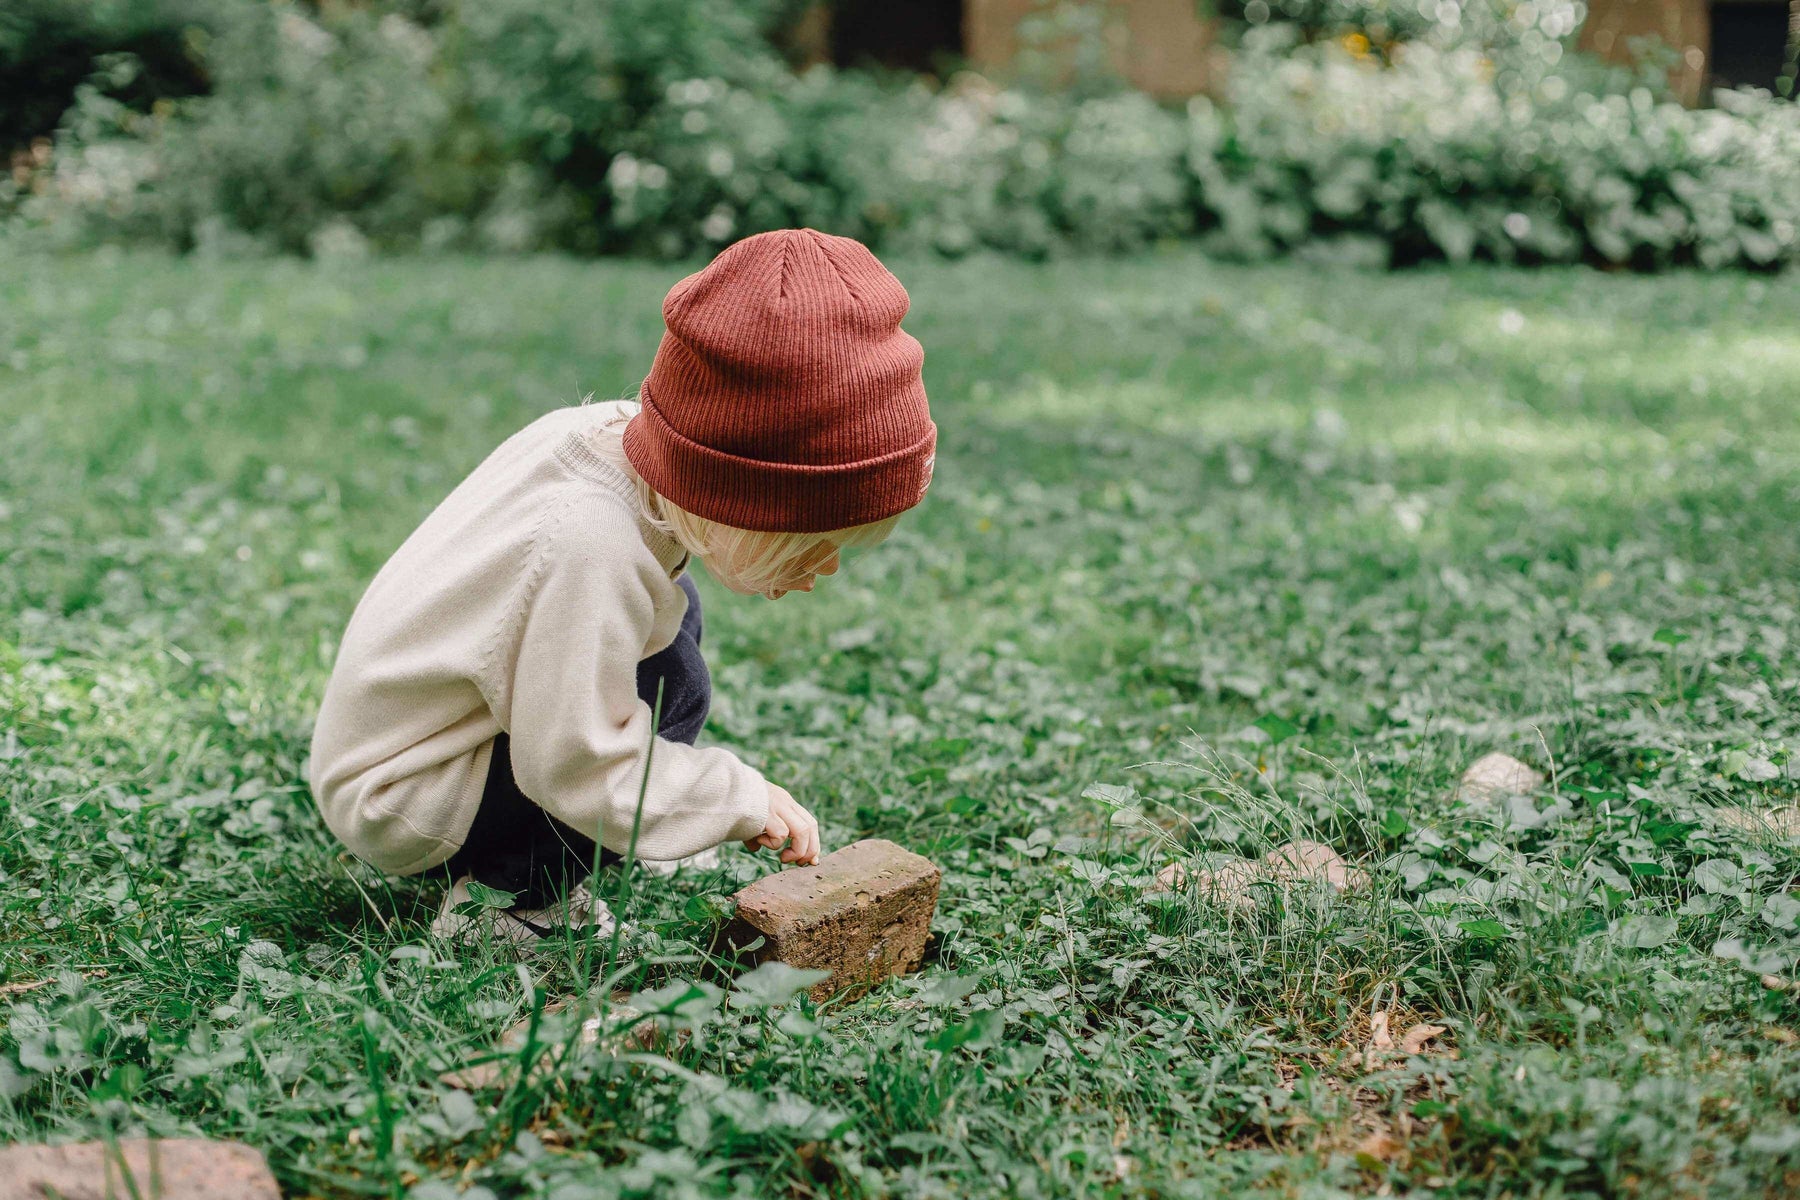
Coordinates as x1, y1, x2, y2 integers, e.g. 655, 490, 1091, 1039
553, 420, 690, 578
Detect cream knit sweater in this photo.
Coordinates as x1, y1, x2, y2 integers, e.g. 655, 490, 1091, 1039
308, 402, 770, 876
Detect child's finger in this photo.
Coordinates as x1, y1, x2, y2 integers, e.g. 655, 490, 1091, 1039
763, 812, 790, 845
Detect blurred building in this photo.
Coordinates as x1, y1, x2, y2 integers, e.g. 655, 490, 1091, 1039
1581, 0, 1794, 103
787, 0, 1794, 106
785, 0, 1223, 97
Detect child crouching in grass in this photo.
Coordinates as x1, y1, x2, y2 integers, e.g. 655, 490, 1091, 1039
307, 228, 936, 944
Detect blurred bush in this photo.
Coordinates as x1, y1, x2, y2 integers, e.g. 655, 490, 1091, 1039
5, 0, 1796, 269
0, 0, 218, 158
1193, 25, 1800, 269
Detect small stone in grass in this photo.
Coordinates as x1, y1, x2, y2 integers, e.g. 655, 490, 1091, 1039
721, 838, 941, 1002
1457, 752, 1545, 803
1264, 839, 1369, 892
1155, 840, 1367, 907
0, 1139, 278, 1200
1713, 806, 1800, 840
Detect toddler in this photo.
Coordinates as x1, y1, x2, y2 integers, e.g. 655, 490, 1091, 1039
308, 228, 936, 944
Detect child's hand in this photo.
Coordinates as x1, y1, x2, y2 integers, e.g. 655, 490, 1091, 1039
745, 781, 821, 865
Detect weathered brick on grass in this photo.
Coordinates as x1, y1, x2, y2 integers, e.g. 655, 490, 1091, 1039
0, 1138, 279, 1200
722, 838, 941, 1001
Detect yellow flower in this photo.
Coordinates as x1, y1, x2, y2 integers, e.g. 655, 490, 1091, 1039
1342, 33, 1371, 58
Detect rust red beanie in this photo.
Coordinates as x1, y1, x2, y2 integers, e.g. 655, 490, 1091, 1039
623, 228, 936, 534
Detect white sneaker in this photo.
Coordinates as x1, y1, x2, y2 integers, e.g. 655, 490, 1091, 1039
637, 845, 722, 877
431, 876, 618, 947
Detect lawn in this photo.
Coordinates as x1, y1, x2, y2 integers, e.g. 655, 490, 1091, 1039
3, 249, 1798, 1199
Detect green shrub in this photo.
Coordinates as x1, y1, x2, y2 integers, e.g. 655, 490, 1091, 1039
1190, 27, 1800, 269
0, 0, 220, 156
12, 1, 1798, 270
599, 70, 877, 259
20, 5, 466, 254
17, 0, 798, 255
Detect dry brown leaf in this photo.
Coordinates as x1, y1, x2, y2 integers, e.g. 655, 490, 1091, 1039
1399, 1023, 1447, 1055
1368, 1010, 1394, 1052
1354, 1130, 1404, 1164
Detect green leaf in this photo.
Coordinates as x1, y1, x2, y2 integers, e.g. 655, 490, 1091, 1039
730, 962, 831, 1009
88, 1063, 144, 1102
1457, 919, 1514, 942
1615, 915, 1677, 949
1692, 859, 1746, 895
1081, 783, 1137, 806
1253, 713, 1299, 746
1760, 893, 1800, 931
463, 881, 517, 910
925, 1008, 1004, 1053
917, 973, 982, 1007
684, 893, 735, 923
1652, 627, 1688, 647
1380, 810, 1410, 838
630, 979, 725, 1022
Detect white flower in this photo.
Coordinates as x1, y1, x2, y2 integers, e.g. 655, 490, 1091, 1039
700, 207, 735, 242
278, 12, 335, 59
608, 154, 641, 189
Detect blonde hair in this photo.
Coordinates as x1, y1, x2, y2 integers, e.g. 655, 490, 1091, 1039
589, 400, 905, 598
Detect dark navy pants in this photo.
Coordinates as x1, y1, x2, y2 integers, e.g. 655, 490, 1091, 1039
444, 573, 711, 907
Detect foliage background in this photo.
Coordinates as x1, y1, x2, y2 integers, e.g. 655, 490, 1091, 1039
4, 0, 1798, 268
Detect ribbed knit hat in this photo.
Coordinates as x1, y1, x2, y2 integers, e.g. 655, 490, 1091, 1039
623, 228, 936, 534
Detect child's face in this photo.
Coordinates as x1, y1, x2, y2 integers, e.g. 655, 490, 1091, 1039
706, 540, 840, 600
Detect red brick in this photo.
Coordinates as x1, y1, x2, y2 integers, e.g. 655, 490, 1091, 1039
0, 1139, 279, 1200
723, 838, 941, 1001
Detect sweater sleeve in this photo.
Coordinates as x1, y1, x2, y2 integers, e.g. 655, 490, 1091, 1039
494, 492, 769, 861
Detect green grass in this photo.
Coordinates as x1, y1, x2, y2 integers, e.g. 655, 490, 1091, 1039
3, 248, 1799, 1199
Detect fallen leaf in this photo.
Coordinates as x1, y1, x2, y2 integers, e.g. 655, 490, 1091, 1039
1399, 1023, 1447, 1055
1354, 1130, 1404, 1164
